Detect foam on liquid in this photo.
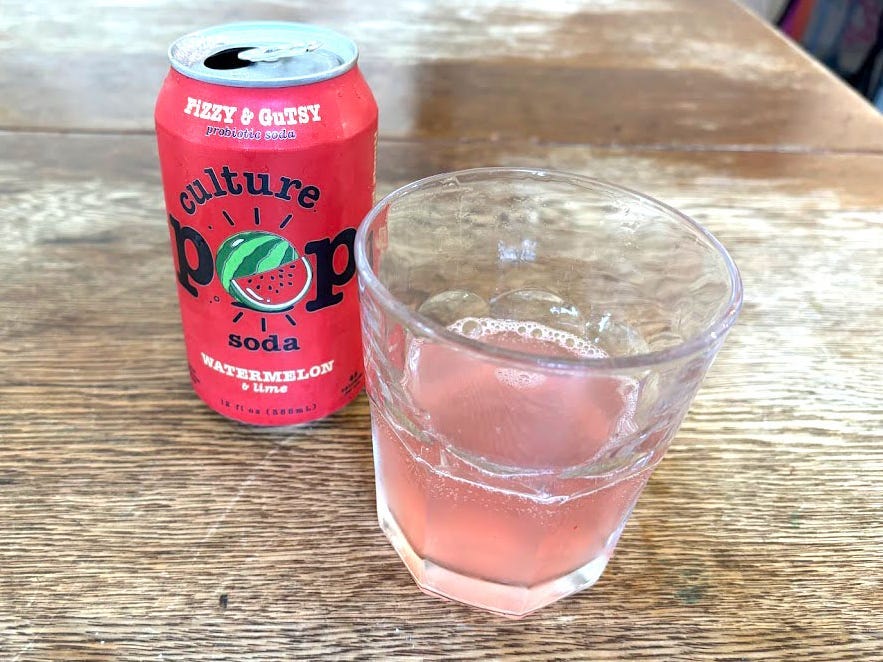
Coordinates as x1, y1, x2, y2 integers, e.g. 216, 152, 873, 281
443, 317, 638, 443
447, 317, 608, 389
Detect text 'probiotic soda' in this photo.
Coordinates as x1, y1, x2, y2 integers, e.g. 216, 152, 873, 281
155, 22, 378, 425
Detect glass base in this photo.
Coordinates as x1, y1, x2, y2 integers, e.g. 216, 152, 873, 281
378, 498, 611, 618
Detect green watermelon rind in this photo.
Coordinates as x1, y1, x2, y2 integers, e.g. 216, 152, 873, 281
215, 231, 297, 292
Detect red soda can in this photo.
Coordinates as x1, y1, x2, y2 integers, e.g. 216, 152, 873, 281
155, 22, 378, 425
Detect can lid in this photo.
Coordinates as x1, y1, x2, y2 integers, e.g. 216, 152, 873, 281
168, 21, 358, 88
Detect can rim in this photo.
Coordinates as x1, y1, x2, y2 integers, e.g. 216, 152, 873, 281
168, 21, 359, 88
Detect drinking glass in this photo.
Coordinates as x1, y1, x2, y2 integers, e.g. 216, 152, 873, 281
355, 168, 742, 617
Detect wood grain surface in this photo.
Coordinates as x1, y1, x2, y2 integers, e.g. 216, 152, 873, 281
2, 0, 882, 660
2, 0, 883, 151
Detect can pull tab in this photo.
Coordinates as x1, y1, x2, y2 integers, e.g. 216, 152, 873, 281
238, 41, 323, 63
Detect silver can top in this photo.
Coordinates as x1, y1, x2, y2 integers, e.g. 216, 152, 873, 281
168, 22, 358, 88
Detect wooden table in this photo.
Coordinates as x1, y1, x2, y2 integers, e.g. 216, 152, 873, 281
2, 1, 881, 658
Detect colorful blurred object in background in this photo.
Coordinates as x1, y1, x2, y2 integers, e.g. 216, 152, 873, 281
743, 0, 883, 109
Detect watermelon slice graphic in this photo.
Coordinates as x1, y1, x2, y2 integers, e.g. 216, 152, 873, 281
216, 231, 313, 312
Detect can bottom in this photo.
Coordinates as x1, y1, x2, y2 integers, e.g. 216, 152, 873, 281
190, 382, 364, 427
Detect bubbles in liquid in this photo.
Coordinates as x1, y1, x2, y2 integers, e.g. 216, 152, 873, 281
447, 317, 608, 362
458, 318, 482, 338
418, 290, 490, 326
404, 316, 643, 470
489, 288, 585, 333
444, 318, 640, 441
454, 317, 601, 391
495, 368, 546, 389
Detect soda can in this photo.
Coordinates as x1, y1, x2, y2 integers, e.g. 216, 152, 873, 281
155, 22, 378, 425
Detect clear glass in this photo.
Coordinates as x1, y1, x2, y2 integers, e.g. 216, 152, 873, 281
355, 168, 742, 617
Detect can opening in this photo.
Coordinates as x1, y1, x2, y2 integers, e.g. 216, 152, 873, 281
171, 23, 359, 86
204, 47, 253, 70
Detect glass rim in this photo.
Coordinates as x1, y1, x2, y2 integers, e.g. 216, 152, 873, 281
355, 167, 743, 372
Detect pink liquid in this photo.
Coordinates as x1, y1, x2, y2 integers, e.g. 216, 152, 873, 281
372, 318, 652, 615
